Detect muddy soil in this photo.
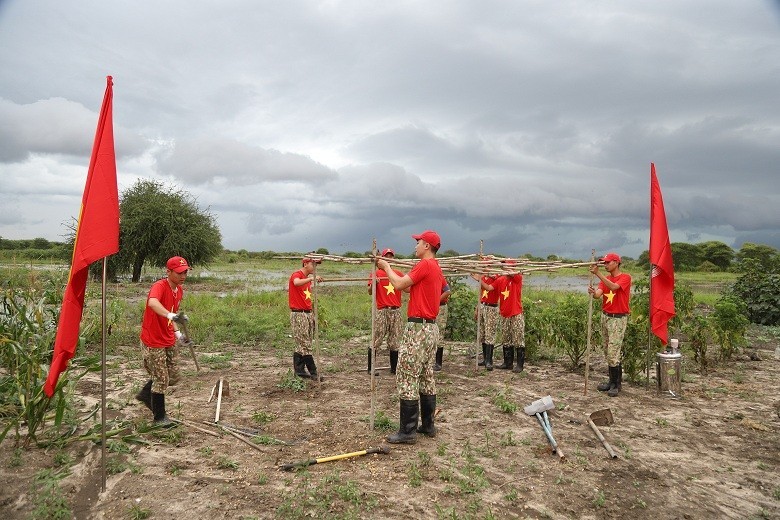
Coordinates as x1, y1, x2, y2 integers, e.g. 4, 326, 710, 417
2, 331, 779, 519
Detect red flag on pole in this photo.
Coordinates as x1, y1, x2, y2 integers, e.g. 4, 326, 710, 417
649, 163, 675, 346
44, 76, 119, 397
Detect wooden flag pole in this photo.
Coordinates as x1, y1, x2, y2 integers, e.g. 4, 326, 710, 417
312, 261, 321, 383
584, 249, 595, 396
100, 257, 108, 492
369, 239, 377, 431
475, 240, 483, 371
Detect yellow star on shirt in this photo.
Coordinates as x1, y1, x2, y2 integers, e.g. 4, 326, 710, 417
303, 288, 312, 301
482, 289, 488, 299
501, 288, 510, 300
384, 283, 396, 295
604, 290, 615, 304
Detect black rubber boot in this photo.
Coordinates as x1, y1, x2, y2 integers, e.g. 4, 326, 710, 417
417, 394, 437, 437
151, 392, 175, 428
513, 346, 525, 373
135, 379, 152, 411
478, 343, 486, 366
608, 365, 621, 397
293, 353, 310, 379
303, 355, 323, 381
387, 399, 419, 444
390, 350, 398, 374
597, 367, 613, 392
433, 347, 443, 371
485, 344, 494, 371
367, 348, 379, 376
497, 346, 514, 369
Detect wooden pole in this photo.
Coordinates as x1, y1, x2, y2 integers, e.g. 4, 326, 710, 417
646, 264, 653, 389
312, 262, 321, 382
369, 239, 377, 431
584, 249, 595, 396
475, 240, 483, 371
100, 258, 107, 492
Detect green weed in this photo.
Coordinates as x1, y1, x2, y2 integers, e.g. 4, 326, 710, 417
277, 370, 307, 392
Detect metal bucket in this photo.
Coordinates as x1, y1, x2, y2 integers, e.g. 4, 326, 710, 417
656, 352, 682, 399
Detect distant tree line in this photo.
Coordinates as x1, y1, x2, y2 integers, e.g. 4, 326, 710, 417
636, 241, 779, 272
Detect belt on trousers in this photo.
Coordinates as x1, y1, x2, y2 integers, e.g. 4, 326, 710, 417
291, 309, 312, 313
382, 306, 400, 310
408, 317, 436, 324
603, 311, 628, 318
482, 302, 498, 307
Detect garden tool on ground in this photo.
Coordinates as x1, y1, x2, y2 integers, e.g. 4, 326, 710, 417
587, 408, 618, 459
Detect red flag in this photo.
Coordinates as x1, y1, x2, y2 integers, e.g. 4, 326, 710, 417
649, 163, 675, 346
44, 77, 119, 397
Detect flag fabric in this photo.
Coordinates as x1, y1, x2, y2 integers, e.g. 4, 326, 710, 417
44, 76, 119, 397
649, 163, 675, 346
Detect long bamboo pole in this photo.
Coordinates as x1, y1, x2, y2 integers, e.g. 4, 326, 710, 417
475, 240, 483, 371
369, 239, 377, 431
584, 249, 595, 396
312, 262, 322, 383
100, 257, 107, 492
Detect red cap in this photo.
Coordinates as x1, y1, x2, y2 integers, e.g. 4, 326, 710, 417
381, 248, 395, 257
412, 230, 441, 250
600, 252, 621, 263
166, 256, 190, 273
302, 257, 322, 265
502, 259, 517, 266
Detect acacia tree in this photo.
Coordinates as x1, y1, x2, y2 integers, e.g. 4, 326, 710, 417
114, 179, 222, 282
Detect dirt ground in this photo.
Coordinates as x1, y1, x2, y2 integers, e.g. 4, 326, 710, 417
2, 331, 779, 519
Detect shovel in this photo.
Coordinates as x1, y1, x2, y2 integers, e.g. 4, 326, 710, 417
587, 408, 617, 459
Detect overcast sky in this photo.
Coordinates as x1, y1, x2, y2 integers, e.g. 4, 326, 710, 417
1, 1, 779, 260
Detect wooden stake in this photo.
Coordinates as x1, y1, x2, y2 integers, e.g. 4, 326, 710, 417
369, 238, 377, 432
584, 249, 596, 396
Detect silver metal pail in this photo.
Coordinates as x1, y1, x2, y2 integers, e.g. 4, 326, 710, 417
656, 351, 682, 399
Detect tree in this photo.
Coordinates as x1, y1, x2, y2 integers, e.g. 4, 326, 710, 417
736, 243, 779, 271
114, 180, 222, 282
699, 241, 733, 270
670, 242, 702, 271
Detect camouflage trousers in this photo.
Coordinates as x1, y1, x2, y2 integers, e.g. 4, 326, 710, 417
477, 304, 499, 345
142, 342, 180, 394
437, 305, 448, 339
500, 314, 525, 346
372, 307, 402, 353
396, 322, 440, 400
600, 314, 628, 366
290, 311, 315, 356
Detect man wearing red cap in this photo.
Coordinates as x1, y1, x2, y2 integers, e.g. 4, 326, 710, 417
588, 252, 632, 397
136, 256, 192, 427
376, 230, 444, 444
368, 248, 404, 375
289, 256, 324, 380
492, 260, 526, 372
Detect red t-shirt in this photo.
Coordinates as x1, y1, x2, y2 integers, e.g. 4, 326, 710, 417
406, 258, 443, 320
370, 269, 403, 309
494, 274, 523, 317
599, 272, 631, 314
140, 278, 183, 348
288, 270, 313, 310
480, 275, 500, 305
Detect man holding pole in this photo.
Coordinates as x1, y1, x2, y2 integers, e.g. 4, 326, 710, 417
472, 264, 500, 370
137, 256, 192, 427
493, 260, 526, 372
588, 252, 632, 397
376, 230, 443, 444
368, 248, 404, 375
289, 256, 324, 380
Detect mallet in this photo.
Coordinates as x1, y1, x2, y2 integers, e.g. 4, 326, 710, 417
280, 446, 390, 471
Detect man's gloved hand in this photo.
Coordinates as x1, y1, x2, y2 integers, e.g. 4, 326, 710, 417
172, 312, 189, 324
175, 330, 193, 346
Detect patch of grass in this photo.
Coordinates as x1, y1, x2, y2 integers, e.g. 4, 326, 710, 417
492, 388, 517, 414
258, 473, 269, 485
407, 461, 423, 487
277, 370, 308, 392
655, 417, 669, 427
9, 448, 23, 467
251, 434, 287, 446
500, 430, 518, 447
251, 410, 274, 425
107, 440, 131, 453
201, 352, 234, 370
52, 451, 74, 467
436, 442, 448, 456
593, 490, 606, 508
128, 504, 151, 519
217, 456, 239, 470
30, 468, 71, 520
198, 446, 214, 457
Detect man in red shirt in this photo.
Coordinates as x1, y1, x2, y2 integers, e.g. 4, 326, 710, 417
137, 256, 191, 427
368, 248, 404, 375
289, 256, 324, 380
472, 262, 500, 370
588, 252, 632, 397
493, 260, 526, 372
376, 230, 444, 444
